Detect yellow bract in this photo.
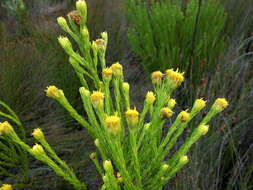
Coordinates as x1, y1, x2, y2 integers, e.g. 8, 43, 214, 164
31, 144, 45, 155
179, 155, 189, 165
168, 98, 176, 109
90, 91, 104, 108
45, 86, 61, 99
197, 125, 209, 135
146, 91, 156, 105
194, 98, 206, 110
111, 62, 123, 77
165, 69, 184, 87
214, 98, 229, 111
32, 128, 44, 140
105, 115, 121, 135
102, 67, 113, 81
125, 108, 139, 126
0, 184, 12, 190
151, 71, 164, 85
0, 121, 14, 135
161, 107, 173, 118
178, 111, 190, 123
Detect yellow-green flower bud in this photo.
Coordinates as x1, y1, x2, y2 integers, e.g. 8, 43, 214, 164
45, 86, 63, 99
76, 0, 87, 20
192, 98, 206, 114
0, 121, 14, 135
103, 160, 113, 172
90, 91, 104, 108
151, 71, 164, 85
102, 68, 113, 81
81, 28, 89, 39
212, 98, 229, 112
105, 115, 121, 136
94, 139, 100, 147
101, 32, 108, 43
117, 172, 123, 183
145, 91, 156, 105
0, 184, 12, 190
179, 155, 189, 165
95, 39, 106, 51
168, 98, 176, 109
196, 125, 209, 135
125, 108, 139, 126
111, 62, 123, 77
178, 111, 190, 123
89, 152, 97, 159
79, 87, 90, 97
58, 36, 73, 53
103, 175, 108, 182
92, 41, 98, 52
144, 123, 150, 131
31, 144, 45, 155
32, 128, 44, 140
165, 69, 184, 88
57, 17, 69, 32
161, 107, 173, 118
122, 82, 130, 92
161, 164, 169, 171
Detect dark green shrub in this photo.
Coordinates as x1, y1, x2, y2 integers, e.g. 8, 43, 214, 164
125, 0, 227, 85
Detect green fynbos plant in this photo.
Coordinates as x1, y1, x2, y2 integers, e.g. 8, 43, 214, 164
0, 101, 29, 184
2, 0, 229, 189
125, 0, 227, 85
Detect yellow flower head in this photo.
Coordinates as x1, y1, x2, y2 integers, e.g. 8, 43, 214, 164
57, 17, 68, 30
105, 115, 121, 135
167, 98, 176, 109
31, 143, 45, 155
79, 87, 90, 97
213, 98, 229, 112
89, 152, 97, 159
102, 67, 113, 81
122, 82, 130, 92
0, 121, 14, 135
76, 0, 87, 17
45, 85, 62, 99
0, 184, 12, 190
151, 71, 164, 85
111, 62, 123, 77
90, 91, 104, 108
103, 160, 113, 172
161, 164, 169, 171
193, 98, 206, 111
117, 172, 123, 183
58, 36, 73, 51
81, 28, 89, 39
178, 111, 190, 123
95, 39, 106, 50
165, 69, 184, 87
197, 125, 209, 135
145, 91, 156, 105
32, 128, 44, 140
125, 108, 139, 126
179, 155, 189, 165
161, 107, 173, 118
94, 139, 100, 147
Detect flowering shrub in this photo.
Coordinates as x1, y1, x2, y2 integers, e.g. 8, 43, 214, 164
0, 1, 228, 189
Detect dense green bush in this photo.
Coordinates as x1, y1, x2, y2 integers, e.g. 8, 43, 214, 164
125, 0, 227, 85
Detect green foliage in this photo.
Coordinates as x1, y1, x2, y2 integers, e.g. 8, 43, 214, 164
125, 0, 227, 85
0, 101, 29, 185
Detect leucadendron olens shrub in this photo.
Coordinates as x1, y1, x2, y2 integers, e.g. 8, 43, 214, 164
0, 1, 229, 189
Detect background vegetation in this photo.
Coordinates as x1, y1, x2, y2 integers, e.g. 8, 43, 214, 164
0, 0, 252, 189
